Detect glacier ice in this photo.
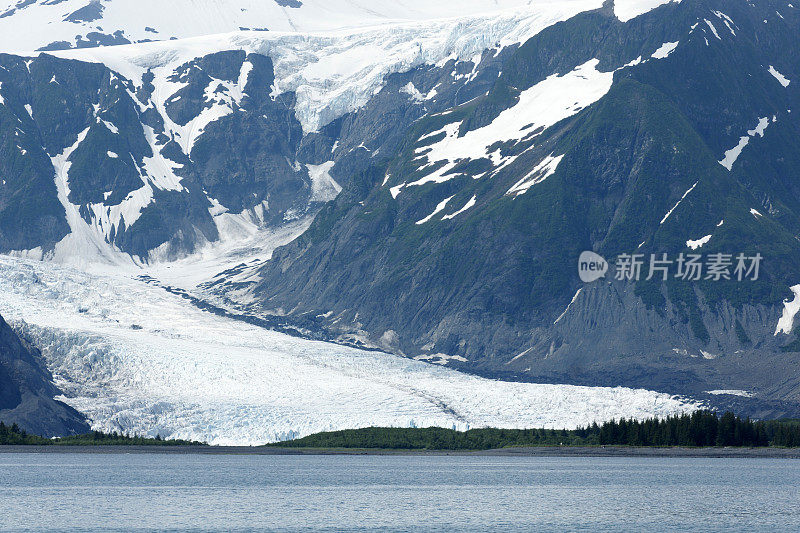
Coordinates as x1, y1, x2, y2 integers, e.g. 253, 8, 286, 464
0, 0, 705, 447
0, 255, 698, 445
306, 161, 342, 203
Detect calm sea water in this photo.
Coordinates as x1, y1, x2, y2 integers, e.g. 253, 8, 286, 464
1, 452, 799, 532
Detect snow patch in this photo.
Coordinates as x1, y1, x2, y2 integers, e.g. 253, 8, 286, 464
660, 181, 698, 224
614, 0, 681, 22
306, 161, 342, 202
748, 117, 770, 137
686, 234, 712, 250
100, 119, 119, 134
652, 41, 679, 59
413, 353, 469, 366
507, 154, 564, 196
416, 195, 455, 225
407, 59, 612, 192
712, 10, 737, 35
554, 288, 582, 325
400, 81, 437, 102
704, 19, 721, 40
719, 117, 771, 170
390, 183, 405, 199
720, 136, 750, 170
706, 390, 754, 398
768, 65, 791, 87
442, 195, 477, 220
775, 285, 800, 335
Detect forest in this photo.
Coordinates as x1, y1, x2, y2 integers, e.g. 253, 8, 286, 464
276, 411, 800, 450
0, 422, 200, 446
4, 411, 800, 449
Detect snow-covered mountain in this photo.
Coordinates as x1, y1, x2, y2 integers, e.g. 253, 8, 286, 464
0, 0, 683, 265
2, 0, 800, 439
1, 0, 614, 265
245, 0, 800, 418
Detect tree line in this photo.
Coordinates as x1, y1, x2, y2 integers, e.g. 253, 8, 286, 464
4, 411, 800, 448
0, 422, 201, 446
277, 411, 800, 450
578, 411, 800, 447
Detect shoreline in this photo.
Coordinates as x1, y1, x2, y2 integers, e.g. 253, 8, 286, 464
2, 445, 800, 458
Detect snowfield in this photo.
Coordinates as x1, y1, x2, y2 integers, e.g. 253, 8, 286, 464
0, 255, 698, 445
0, 0, 673, 55
49, 1, 604, 134
402, 59, 612, 196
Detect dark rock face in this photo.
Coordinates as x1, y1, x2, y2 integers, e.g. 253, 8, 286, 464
64, 1, 105, 24
0, 314, 89, 437
0, 21, 514, 260
0, 50, 319, 260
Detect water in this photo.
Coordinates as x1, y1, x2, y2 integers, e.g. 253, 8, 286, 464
1, 452, 799, 532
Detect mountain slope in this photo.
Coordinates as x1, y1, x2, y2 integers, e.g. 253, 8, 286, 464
0, 1, 684, 265
0, 1, 607, 264
1, 0, 800, 434
246, 0, 800, 416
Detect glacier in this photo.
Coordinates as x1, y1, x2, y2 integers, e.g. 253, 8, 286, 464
0, 255, 698, 445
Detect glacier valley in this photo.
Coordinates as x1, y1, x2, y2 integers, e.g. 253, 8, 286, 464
0, 254, 697, 445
